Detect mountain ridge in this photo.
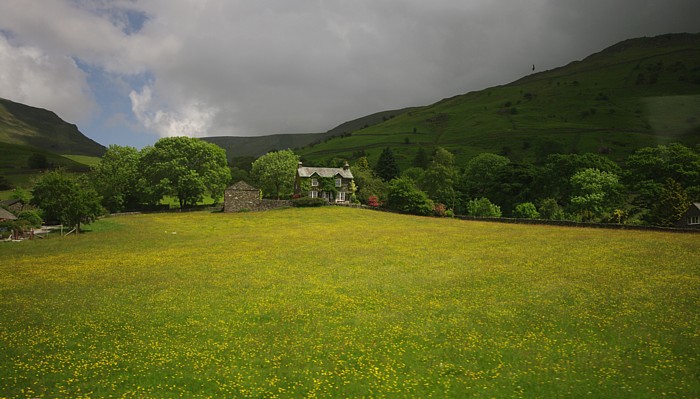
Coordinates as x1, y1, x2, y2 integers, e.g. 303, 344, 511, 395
294, 32, 700, 167
0, 98, 105, 157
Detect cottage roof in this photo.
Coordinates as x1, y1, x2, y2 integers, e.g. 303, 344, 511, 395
0, 199, 21, 207
297, 166, 353, 179
226, 181, 259, 191
0, 207, 17, 221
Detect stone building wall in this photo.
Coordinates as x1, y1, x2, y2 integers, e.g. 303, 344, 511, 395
223, 182, 292, 212
224, 189, 260, 212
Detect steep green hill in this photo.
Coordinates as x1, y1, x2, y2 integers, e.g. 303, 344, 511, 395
298, 33, 700, 167
0, 98, 105, 157
203, 108, 417, 161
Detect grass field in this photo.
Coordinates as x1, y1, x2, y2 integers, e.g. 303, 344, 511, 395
1, 207, 698, 398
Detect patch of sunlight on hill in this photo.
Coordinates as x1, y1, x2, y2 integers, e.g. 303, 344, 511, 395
62, 154, 102, 167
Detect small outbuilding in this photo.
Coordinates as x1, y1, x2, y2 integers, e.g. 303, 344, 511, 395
675, 202, 700, 229
0, 207, 17, 222
223, 181, 262, 212
0, 199, 23, 213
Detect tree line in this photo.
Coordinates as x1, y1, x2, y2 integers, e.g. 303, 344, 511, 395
4, 137, 697, 236
353, 143, 699, 226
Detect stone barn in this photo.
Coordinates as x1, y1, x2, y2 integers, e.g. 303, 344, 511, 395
224, 181, 261, 212
223, 181, 291, 212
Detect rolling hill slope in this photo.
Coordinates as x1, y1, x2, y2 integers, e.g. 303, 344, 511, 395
297, 33, 700, 167
0, 98, 105, 157
202, 108, 417, 161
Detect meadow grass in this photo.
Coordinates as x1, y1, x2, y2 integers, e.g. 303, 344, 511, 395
0, 207, 698, 398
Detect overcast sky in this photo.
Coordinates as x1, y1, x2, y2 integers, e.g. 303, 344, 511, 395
0, 0, 698, 148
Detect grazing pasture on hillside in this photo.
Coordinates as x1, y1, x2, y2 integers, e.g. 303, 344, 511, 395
0, 208, 698, 398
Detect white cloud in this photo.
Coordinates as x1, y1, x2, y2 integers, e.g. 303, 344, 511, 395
0, 35, 94, 122
129, 85, 215, 138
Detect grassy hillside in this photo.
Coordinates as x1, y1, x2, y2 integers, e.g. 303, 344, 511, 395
0, 142, 96, 197
1, 208, 697, 397
0, 98, 105, 157
298, 33, 700, 167
203, 108, 416, 161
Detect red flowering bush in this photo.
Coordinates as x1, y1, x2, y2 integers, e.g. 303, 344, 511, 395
367, 195, 380, 207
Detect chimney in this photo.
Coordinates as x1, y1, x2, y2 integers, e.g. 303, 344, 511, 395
343, 161, 349, 171
298, 161, 303, 169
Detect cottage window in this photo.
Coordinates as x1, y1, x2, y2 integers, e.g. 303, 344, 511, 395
335, 177, 342, 187
337, 191, 346, 202
689, 216, 700, 225
311, 178, 318, 187
310, 190, 318, 198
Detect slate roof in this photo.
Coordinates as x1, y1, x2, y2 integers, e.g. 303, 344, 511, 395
226, 181, 259, 191
0, 207, 17, 221
0, 199, 21, 207
297, 166, 353, 179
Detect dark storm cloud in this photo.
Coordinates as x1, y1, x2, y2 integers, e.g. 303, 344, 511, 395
0, 0, 698, 141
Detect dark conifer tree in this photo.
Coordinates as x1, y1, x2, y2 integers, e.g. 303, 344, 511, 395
412, 147, 430, 169
375, 147, 400, 182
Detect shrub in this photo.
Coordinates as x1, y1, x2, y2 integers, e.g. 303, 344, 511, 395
466, 198, 501, 217
367, 195, 380, 207
539, 198, 565, 220
17, 210, 43, 228
292, 197, 327, 207
433, 203, 447, 217
513, 202, 540, 219
386, 177, 434, 216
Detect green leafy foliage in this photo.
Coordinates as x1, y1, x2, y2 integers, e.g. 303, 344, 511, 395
569, 168, 624, 221
291, 197, 327, 207
386, 177, 434, 216
91, 145, 146, 212
141, 137, 231, 208
459, 153, 510, 199
250, 149, 299, 199
465, 197, 502, 217
422, 147, 457, 208
513, 202, 540, 219
375, 147, 400, 182
352, 157, 386, 204
17, 210, 42, 228
647, 178, 691, 227
27, 153, 49, 170
30, 170, 103, 231
538, 198, 566, 220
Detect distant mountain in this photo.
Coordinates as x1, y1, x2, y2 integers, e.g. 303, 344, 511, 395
0, 98, 105, 157
296, 33, 700, 167
202, 108, 417, 161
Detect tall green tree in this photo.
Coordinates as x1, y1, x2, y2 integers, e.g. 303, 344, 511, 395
30, 170, 103, 232
458, 153, 510, 199
386, 177, 434, 216
141, 137, 231, 208
568, 168, 624, 221
412, 147, 430, 169
91, 145, 145, 212
422, 147, 456, 208
538, 153, 621, 205
647, 178, 690, 227
626, 144, 700, 209
250, 149, 299, 199
375, 147, 400, 182
353, 157, 387, 204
